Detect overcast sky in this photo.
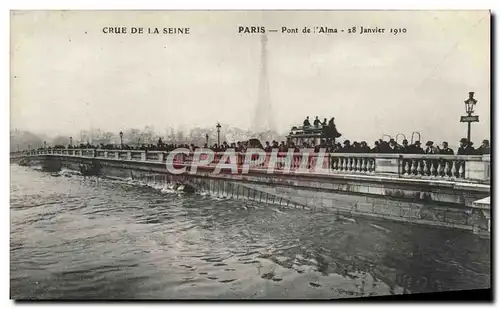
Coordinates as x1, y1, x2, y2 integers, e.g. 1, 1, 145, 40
11, 10, 490, 145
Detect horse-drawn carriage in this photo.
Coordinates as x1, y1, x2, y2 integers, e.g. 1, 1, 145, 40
287, 120, 342, 146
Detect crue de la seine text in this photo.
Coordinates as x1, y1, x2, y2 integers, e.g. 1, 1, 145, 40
102, 27, 191, 34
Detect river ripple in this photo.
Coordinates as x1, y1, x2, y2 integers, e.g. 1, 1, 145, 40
10, 165, 490, 299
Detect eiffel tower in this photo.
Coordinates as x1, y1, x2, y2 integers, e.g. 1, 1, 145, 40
252, 34, 276, 135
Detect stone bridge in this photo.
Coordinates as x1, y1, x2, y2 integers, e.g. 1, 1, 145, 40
11, 149, 491, 236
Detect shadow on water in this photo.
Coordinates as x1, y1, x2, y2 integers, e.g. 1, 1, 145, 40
10, 165, 491, 299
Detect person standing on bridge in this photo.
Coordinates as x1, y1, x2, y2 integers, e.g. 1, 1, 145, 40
438, 142, 454, 155
313, 116, 321, 127
400, 140, 410, 153
410, 141, 425, 154
457, 138, 475, 155
303, 116, 311, 127
425, 141, 439, 154
476, 139, 490, 155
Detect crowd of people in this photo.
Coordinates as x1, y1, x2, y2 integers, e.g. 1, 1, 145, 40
29, 135, 490, 156
303, 116, 331, 128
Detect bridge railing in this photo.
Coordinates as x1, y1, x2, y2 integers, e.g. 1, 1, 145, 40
16, 149, 490, 183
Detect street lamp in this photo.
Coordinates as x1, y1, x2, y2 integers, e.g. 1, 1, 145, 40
460, 92, 479, 143
216, 123, 221, 147
119, 131, 124, 148
205, 133, 209, 146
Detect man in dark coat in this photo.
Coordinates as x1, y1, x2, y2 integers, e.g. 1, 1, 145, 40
457, 138, 475, 155
371, 141, 381, 153
313, 116, 321, 127
387, 139, 399, 153
476, 139, 490, 155
400, 139, 410, 153
341, 140, 352, 153
410, 141, 425, 154
425, 141, 438, 154
264, 141, 272, 152
360, 141, 371, 153
324, 117, 341, 144
303, 116, 311, 127
439, 142, 454, 155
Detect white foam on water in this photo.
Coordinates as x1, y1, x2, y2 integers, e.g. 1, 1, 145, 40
57, 168, 81, 177
370, 223, 391, 233
272, 208, 286, 215
338, 215, 357, 223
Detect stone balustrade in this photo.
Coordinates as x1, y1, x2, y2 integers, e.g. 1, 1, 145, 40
12, 149, 491, 183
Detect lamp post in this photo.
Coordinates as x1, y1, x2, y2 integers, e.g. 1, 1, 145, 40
216, 123, 221, 147
460, 92, 479, 143
119, 131, 123, 148
205, 133, 209, 146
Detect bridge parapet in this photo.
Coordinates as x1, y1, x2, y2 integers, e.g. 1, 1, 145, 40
12, 149, 491, 184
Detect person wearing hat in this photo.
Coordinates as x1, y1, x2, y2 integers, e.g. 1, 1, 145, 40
401, 139, 410, 153
439, 141, 454, 155
313, 116, 321, 127
360, 141, 371, 153
425, 141, 438, 154
303, 116, 311, 127
388, 139, 399, 153
476, 139, 490, 155
410, 140, 424, 154
457, 138, 474, 155
371, 140, 381, 153
341, 140, 352, 153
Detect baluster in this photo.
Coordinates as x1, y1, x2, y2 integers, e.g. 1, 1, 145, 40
417, 160, 423, 176
430, 160, 437, 177
445, 160, 451, 177
357, 158, 362, 172
459, 162, 465, 178
423, 160, 429, 176
442, 160, 448, 177
403, 160, 409, 175
437, 161, 444, 177
450, 161, 457, 178
410, 160, 416, 175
